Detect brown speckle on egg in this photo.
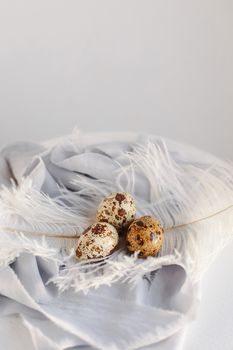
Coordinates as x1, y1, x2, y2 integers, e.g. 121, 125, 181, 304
126, 216, 164, 258
96, 192, 136, 230
75, 222, 119, 260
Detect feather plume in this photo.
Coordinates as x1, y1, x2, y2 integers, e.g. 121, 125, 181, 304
0, 231, 60, 268
49, 250, 181, 294
0, 136, 233, 292
119, 139, 233, 282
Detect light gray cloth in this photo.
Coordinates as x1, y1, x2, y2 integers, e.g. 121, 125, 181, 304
0, 132, 223, 350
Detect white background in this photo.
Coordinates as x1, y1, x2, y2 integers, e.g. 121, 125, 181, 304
0, 1, 233, 350
0, 0, 232, 159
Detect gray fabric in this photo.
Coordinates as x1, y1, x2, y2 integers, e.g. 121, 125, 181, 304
0, 132, 219, 350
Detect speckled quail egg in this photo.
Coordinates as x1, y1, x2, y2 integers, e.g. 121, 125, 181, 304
96, 192, 136, 230
76, 222, 119, 260
126, 216, 164, 258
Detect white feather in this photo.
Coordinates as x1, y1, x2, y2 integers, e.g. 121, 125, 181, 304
49, 250, 181, 294
0, 231, 60, 268
0, 137, 232, 292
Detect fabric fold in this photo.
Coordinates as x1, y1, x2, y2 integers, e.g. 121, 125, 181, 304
0, 131, 231, 350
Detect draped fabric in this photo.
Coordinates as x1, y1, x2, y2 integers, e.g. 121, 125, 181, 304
0, 131, 230, 350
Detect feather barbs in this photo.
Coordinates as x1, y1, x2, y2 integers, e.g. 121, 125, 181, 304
0, 138, 233, 292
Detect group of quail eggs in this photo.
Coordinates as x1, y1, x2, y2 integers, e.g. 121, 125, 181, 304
75, 192, 164, 260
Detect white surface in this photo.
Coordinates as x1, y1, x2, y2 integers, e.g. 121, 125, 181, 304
184, 240, 233, 350
0, 0, 233, 159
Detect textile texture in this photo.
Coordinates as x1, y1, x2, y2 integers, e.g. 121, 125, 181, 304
0, 131, 232, 350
